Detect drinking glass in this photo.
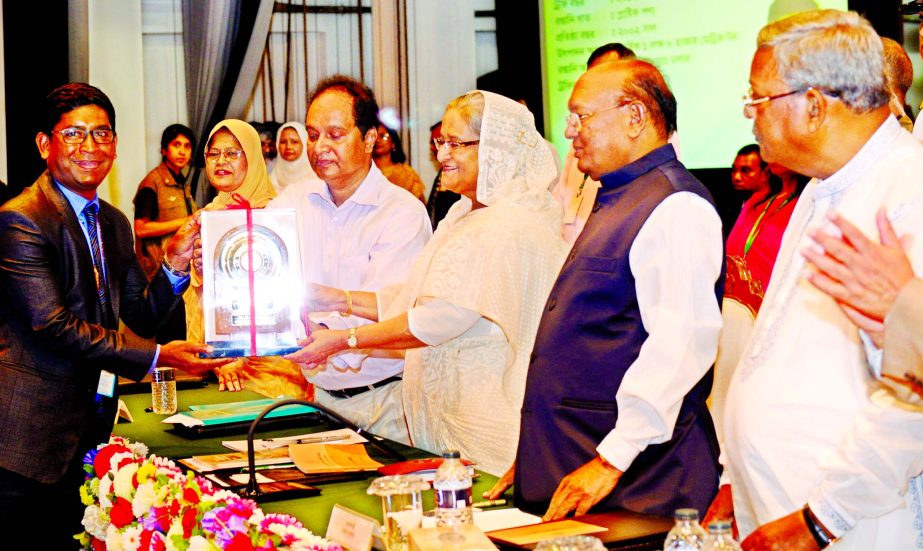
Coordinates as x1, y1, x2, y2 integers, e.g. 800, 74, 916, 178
367, 474, 429, 551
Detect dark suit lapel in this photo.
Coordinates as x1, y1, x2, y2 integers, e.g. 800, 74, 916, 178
38, 174, 111, 325
38, 174, 91, 259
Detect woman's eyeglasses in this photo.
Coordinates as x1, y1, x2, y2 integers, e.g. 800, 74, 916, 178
432, 137, 479, 151
205, 149, 245, 162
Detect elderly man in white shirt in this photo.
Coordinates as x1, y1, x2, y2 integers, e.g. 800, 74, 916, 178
709, 10, 923, 550
270, 75, 431, 444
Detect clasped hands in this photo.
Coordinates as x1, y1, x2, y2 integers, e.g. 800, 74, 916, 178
802, 207, 915, 348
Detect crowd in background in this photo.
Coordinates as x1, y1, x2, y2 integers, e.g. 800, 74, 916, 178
2, 8, 923, 551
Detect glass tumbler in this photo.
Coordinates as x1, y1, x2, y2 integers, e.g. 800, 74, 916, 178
151, 367, 177, 414
535, 534, 607, 551
367, 474, 429, 551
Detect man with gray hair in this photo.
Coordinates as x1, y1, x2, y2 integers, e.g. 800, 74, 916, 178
712, 10, 923, 550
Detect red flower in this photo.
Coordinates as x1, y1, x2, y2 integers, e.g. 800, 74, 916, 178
149, 505, 173, 532
93, 444, 131, 479
110, 497, 135, 529
91, 537, 106, 551
226, 532, 256, 551
139, 528, 153, 550
182, 507, 198, 538
184, 486, 200, 504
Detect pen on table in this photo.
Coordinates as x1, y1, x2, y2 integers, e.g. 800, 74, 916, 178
291, 434, 351, 445
260, 434, 350, 446
240, 463, 297, 473
472, 499, 507, 508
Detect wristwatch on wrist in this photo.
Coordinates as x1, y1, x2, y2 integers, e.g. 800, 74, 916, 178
802, 505, 834, 549
346, 327, 358, 349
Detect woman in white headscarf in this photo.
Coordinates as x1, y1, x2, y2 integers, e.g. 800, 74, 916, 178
269, 121, 317, 193
286, 91, 567, 475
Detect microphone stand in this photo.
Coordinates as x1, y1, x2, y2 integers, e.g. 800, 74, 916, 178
242, 398, 405, 499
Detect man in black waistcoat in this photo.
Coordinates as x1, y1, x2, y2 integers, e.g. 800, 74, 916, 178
487, 60, 725, 521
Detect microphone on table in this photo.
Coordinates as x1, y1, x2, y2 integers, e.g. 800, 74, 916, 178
241, 398, 405, 499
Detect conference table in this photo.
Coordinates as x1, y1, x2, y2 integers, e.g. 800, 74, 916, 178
115, 380, 672, 550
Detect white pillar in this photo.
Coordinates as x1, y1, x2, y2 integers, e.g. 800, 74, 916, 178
88, 0, 146, 218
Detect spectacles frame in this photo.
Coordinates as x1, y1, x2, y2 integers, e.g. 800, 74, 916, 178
57, 127, 116, 145
432, 137, 480, 152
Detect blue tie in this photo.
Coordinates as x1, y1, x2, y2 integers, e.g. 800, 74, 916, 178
82, 202, 110, 314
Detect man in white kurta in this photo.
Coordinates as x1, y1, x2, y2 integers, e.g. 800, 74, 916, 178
720, 10, 923, 550
269, 76, 431, 444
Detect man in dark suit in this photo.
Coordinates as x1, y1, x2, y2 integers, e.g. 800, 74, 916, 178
0, 83, 230, 545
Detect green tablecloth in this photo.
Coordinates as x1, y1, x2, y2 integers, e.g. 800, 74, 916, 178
115, 382, 501, 536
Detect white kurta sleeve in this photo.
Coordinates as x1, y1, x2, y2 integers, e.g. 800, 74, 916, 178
596, 192, 724, 470
407, 298, 481, 346
808, 389, 923, 537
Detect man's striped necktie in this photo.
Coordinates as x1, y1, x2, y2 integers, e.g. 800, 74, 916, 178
82, 202, 110, 313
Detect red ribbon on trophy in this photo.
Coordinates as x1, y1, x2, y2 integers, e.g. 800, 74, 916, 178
227, 193, 258, 356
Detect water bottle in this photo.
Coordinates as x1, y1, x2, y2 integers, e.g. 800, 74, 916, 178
151, 367, 177, 414
663, 508, 707, 550
433, 450, 472, 527
702, 520, 742, 551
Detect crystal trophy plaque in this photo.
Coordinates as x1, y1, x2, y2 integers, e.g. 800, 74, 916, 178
200, 209, 304, 357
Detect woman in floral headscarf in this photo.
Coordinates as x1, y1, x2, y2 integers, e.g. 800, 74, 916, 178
286, 91, 567, 475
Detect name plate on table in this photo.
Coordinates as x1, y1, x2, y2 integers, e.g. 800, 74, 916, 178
326, 504, 377, 551
200, 209, 305, 357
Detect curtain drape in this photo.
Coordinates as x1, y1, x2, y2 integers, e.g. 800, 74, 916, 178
182, 0, 271, 206
227, 1, 275, 118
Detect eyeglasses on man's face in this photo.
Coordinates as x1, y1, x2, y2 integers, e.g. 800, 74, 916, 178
432, 137, 479, 151
565, 99, 633, 133
57, 127, 116, 145
204, 148, 245, 162
742, 87, 812, 113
